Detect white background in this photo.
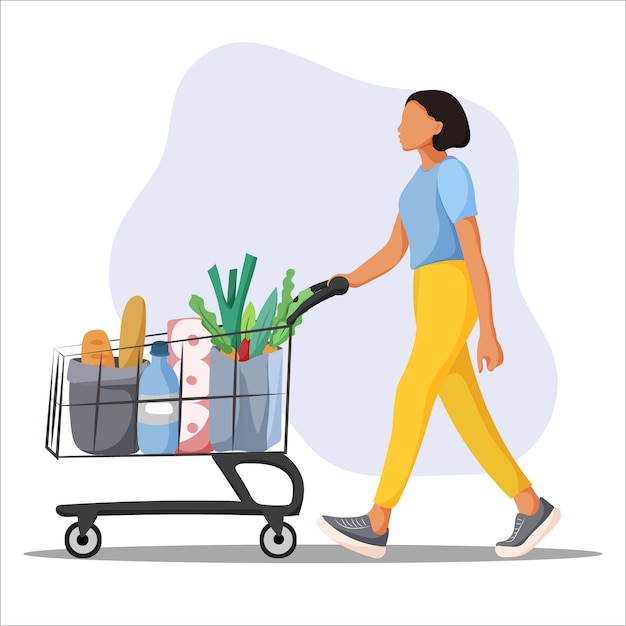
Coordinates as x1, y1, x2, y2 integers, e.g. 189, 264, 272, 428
1, 1, 624, 625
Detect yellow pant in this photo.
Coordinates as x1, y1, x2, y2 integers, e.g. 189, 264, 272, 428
374, 260, 531, 508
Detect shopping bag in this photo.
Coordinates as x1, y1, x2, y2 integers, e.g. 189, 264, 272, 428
208, 347, 283, 451
67, 358, 148, 455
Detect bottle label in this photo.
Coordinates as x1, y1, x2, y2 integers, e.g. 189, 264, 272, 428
138, 393, 179, 425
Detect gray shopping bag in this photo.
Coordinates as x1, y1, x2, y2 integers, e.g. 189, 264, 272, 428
67, 358, 148, 455
209, 347, 283, 451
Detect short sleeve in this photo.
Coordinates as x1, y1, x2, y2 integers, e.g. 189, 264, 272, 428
437, 157, 478, 223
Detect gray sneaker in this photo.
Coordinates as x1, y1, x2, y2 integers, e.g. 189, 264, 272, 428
496, 497, 561, 558
317, 515, 388, 559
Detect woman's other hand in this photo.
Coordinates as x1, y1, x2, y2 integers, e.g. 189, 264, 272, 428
477, 330, 504, 372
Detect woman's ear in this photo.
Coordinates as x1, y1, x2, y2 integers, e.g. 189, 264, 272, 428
434, 120, 444, 135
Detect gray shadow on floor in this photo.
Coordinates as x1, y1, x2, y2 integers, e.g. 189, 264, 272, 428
25, 545, 601, 563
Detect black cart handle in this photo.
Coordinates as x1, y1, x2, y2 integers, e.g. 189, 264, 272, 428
286, 275, 350, 326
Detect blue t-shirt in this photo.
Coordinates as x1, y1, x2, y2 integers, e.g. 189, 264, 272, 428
399, 156, 478, 270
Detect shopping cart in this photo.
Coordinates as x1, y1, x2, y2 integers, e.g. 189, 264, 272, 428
46, 276, 349, 558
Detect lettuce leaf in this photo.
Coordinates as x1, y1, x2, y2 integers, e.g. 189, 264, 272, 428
188, 294, 233, 354
269, 287, 313, 348
249, 288, 278, 359
241, 301, 256, 340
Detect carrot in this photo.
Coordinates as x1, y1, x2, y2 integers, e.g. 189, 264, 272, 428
222, 347, 236, 359
262, 344, 278, 354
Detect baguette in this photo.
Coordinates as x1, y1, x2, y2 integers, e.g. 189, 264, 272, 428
81, 329, 116, 367
118, 295, 146, 368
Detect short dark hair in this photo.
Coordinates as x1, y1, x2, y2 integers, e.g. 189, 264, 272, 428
405, 90, 470, 151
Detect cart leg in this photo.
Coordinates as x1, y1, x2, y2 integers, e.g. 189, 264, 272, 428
77, 509, 98, 537
212, 452, 305, 515
261, 507, 284, 536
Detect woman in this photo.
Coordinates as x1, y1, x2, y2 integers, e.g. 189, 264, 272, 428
318, 90, 560, 559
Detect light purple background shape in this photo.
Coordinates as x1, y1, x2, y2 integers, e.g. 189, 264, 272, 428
109, 43, 557, 476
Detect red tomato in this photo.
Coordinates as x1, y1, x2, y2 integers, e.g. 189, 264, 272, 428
239, 338, 250, 361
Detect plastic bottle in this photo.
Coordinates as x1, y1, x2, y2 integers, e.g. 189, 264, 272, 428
137, 341, 180, 454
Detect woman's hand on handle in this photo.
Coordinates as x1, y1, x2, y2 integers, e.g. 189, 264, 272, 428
329, 273, 356, 288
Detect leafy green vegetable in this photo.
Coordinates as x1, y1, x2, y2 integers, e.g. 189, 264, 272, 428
249, 288, 278, 359
274, 269, 296, 327
241, 301, 256, 340
188, 294, 233, 354
190, 259, 312, 358
207, 253, 257, 351
270, 287, 313, 348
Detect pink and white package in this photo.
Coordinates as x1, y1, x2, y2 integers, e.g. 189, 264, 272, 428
167, 317, 213, 454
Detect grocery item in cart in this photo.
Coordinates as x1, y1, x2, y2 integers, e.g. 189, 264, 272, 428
81, 330, 115, 368
67, 356, 148, 455
187, 254, 314, 451
118, 295, 146, 368
188, 255, 312, 361
137, 341, 180, 454
209, 346, 283, 451
167, 317, 213, 454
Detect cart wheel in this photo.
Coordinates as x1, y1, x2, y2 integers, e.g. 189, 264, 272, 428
260, 522, 296, 558
64, 522, 102, 558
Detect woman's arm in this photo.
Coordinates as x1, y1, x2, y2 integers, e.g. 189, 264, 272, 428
342, 213, 409, 288
455, 216, 504, 372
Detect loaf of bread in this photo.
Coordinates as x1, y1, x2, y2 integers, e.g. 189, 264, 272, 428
81, 329, 116, 367
118, 295, 146, 368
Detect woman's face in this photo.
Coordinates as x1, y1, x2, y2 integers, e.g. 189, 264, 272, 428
397, 101, 443, 151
